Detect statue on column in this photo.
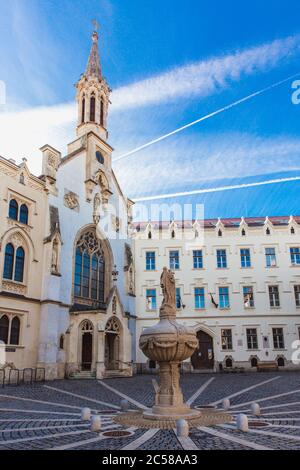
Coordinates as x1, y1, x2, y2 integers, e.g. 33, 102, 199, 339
160, 267, 176, 308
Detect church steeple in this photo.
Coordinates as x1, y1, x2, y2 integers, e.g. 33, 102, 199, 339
85, 31, 102, 78
75, 26, 111, 141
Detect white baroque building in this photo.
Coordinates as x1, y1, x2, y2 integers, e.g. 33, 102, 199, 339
133, 217, 300, 372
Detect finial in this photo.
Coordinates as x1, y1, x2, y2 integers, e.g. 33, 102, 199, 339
92, 19, 100, 41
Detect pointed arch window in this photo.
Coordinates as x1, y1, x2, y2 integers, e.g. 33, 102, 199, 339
90, 95, 96, 122
100, 99, 104, 126
14, 247, 25, 282
9, 199, 18, 220
3, 243, 14, 280
0, 315, 9, 344
19, 204, 28, 225
74, 230, 105, 304
81, 97, 85, 123
10, 316, 20, 345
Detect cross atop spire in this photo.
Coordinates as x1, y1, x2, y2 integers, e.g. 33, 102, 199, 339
85, 21, 102, 78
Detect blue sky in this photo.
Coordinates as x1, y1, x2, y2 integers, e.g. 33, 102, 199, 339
1, 0, 300, 218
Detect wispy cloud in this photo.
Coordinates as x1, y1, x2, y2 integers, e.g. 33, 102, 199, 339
111, 35, 300, 110
113, 133, 300, 197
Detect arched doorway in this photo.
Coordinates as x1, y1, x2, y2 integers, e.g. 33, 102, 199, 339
80, 320, 93, 371
105, 317, 121, 371
191, 330, 214, 370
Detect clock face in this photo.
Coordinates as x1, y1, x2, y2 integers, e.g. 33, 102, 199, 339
96, 150, 104, 164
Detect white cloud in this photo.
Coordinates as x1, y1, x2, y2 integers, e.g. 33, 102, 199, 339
1, 34, 300, 177
111, 35, 300, 110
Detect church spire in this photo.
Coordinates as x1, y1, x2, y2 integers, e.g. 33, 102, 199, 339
75, 24, 111, 141
85, 30, 102, 79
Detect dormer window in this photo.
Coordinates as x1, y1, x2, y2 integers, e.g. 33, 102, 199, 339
218, 229, 222, 237
291, 227, 295, 235
241, 228, 246, 236
148, 231, 152, 239
266, 227, 271, 235
171, 230, 175, 239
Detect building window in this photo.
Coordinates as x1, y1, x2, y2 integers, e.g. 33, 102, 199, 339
218, 229, 222, 237
146, 252, 156, 271
221, 329, 233, 350
294, 285, 300, 307
272, 328, 285, 349
194, 287, 205, 309
100, 99, 104, 126
19, 204, 28, 225
3, 243, 14, 280
266, 227, 271, 235
277, 357, 285, 367
217, 249, 227, 268
246, 329, 258, 350
169, 250, 180, 270
146, 289, 156, 310
193, 250, 203, 269
176, 288, 181, 309
59, 334, 65, 350
291, 227, 295, 235
240, 248, 251, 268
90, 95, 96, 122
10, 317, 20, 345
241, 228, 246, 236
290, 247, 300, 266
265, 247, 277, 267
81, 97, 85, 123
243, 286, 255, 308
8, 199, 18, 220
0, 315, 9, 344
219, 287, 230, 309
0, 315, 20, 345
74, 231, 105, 303
269, 285, 280, 308
14, 247, 25, 282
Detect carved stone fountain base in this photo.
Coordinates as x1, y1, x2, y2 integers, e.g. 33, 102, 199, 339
143, 407, 201, 421
114, 409, 232, 430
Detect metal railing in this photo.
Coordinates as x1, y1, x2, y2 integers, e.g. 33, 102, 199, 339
0, 367, 45, 387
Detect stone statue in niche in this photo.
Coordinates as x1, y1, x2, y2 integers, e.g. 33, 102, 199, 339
51, 239, 59, 274
128, 265, 135, 295
160, 267, 176, 308
93, 192, 102, 224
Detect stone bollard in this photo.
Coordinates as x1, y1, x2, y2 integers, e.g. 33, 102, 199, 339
222, 398, 230, 410
81, 407, 91, 421
121, 399, 130, 412
91, 415, 101, 432
237, 414, 248, 432
176, 419, 189, 438
251, 403, 261, 416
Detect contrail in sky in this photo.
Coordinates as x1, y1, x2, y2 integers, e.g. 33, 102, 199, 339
133, 176, 300, 202
113, 72, 300, 163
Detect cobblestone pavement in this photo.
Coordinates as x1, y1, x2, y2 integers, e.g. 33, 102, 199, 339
1, 372, 300, 450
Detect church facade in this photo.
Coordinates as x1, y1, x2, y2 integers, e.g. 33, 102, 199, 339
0, 30, 135, 380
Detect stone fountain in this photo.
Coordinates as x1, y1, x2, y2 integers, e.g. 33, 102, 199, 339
139, 267, 200, 420
114, 267, 231, 429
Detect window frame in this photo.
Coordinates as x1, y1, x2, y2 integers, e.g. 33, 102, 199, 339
169, 250, 180, 270
294, 285, 300, 308
268, 285, 280, 308
243, 286, 255, 308
240, 248, 251, 268
194, 287, 205, 309
146, 289, 157, 311
221, 329, 233, 350
0, 314, 21, 346
272, 327, 285, 350
216, 249, 227, 269
246, 328, 258, 350
265, 247, 277, 267
290, 247, 300, 266
193, 250, 203, 269
145, 251, 156, 271
219, 286, 230, 309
